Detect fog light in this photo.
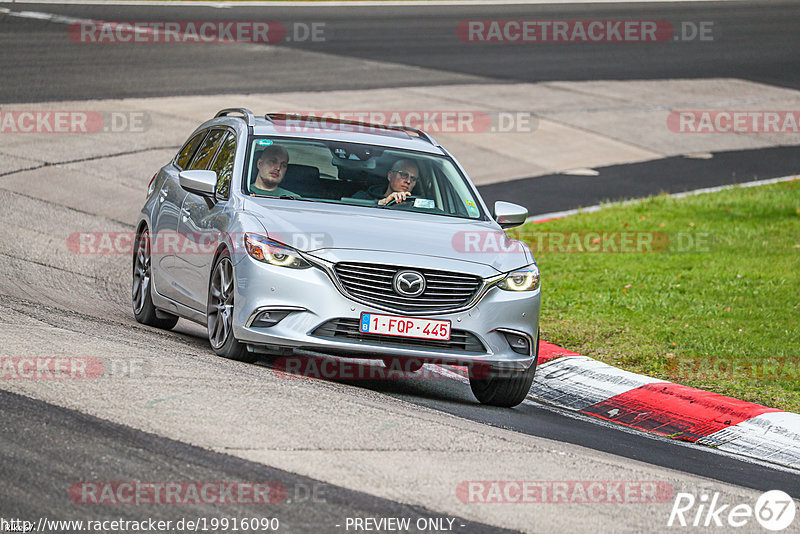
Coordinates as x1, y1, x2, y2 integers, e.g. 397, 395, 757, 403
251, 310, 291, 328
501, 332, 530, 355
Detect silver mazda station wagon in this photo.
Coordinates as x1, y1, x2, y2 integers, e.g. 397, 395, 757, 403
133, 109, 540, 407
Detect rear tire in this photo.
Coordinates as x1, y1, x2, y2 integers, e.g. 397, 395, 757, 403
207, 251, 256, 363
469, 331, 539, 407
132, 228, 179, 329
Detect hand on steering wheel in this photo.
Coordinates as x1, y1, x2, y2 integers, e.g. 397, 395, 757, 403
380, 191, 415, 207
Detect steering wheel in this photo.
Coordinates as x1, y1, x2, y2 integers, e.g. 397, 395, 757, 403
383, 195, 418, 208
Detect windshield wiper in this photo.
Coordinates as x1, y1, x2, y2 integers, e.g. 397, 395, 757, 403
278, 195, 314, 202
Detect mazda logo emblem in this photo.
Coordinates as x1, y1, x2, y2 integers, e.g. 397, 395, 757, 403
393, 271, 426, 297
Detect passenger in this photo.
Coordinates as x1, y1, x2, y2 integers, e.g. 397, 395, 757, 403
251, 145, 294, 196
354, 159, 420, 206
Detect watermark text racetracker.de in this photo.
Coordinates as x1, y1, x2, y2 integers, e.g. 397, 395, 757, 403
668, 111, 800, 133
457, 480, 675, 503
0, 357, 148, 380
271, 355, 472, 381
68, 231, 332, 256
667, 356, 800, 381
1, 516, 279, 533
457, 20, 714, 42
68, 20, 325, 43
453, 230, 714, 254
0, 110, 150, 134
276, 110, 537, 134
68, 230, 715, 255
69, 481, 289, 505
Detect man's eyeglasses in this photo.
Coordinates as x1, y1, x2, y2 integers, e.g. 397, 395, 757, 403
392, 170, 419, 182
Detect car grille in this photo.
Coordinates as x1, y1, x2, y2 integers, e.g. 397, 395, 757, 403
312, 318, 485, 353
333, 262, 482, 314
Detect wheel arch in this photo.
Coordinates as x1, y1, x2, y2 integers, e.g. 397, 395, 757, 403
132, 220, 149, 271
208, 241, 232, 287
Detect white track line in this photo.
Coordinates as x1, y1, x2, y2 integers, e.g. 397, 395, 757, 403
528, 174, 799, 223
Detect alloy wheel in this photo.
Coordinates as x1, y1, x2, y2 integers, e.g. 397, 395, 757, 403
132, 231, 151, 314
208, 257, 234, 349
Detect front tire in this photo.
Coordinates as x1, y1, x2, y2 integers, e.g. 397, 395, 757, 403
469, 332, 539, 407
382, 357, 424, 373
207, 251, 255, 362
132, 228, 178, 329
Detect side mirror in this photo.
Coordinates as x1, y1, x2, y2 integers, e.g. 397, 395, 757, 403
493, 201, 528, 229
179, 170, 217, 196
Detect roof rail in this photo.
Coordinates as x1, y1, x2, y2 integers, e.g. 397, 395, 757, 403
401, 124, 438, 146
264, 113, 438, 146
215, 108, 255, 127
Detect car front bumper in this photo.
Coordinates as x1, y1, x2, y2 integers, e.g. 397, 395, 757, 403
232, 255, 540, 370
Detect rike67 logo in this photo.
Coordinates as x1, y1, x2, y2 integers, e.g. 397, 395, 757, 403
668, 490, 796, 531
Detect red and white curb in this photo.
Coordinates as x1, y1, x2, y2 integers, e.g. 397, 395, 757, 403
434, 344, 800, 470
532, 343, 800, 470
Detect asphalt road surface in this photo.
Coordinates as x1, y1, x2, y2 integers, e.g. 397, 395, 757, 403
478, 144, 800, 215
0, 389, 518, 534
1, 1, 799, 102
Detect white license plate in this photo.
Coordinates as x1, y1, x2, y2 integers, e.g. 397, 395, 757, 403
359, 313, 451, 341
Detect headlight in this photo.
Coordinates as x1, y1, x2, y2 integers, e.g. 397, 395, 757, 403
497, 264, 540, 291
244, 233, 310, 269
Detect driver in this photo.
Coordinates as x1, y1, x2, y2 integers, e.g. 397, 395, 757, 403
354, 159, 420, 206
251, 144, 294, 196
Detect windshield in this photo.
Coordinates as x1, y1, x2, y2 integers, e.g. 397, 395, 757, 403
244, 137, 485, 220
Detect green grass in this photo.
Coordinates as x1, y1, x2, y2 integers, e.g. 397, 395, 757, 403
508, 180, 800, 412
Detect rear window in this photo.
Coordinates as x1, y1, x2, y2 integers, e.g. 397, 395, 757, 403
189, 129, 226, 170
175, 130, 207, 170
210, 132, 236, 199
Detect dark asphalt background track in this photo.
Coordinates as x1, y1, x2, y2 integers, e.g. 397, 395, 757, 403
479, 145, 800, 215
2, 0, 800, 101
1, 0, 799, 522
2, 0, 799, 205
0, 389, 519, 533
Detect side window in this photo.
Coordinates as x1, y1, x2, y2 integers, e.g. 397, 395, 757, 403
188, 129, 226, 170
175, 130, 207, 170
210, 132, 236, 199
